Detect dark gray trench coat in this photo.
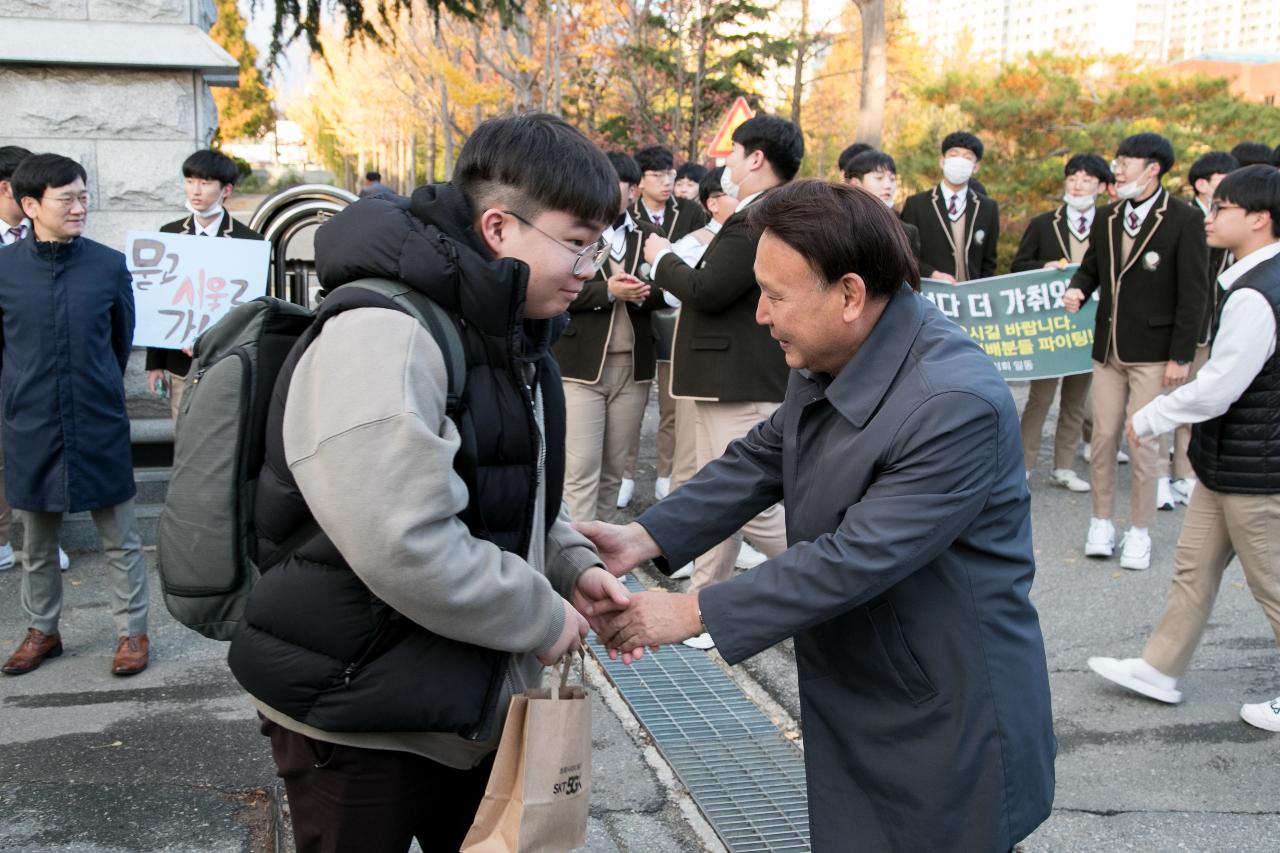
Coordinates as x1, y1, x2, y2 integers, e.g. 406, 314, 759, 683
640, 284, 1056, 852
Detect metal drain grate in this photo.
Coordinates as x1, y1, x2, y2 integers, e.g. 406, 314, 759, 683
587, 574, 811, 852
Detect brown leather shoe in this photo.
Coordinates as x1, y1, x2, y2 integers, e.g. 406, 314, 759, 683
2, 628, 63, 675
112, 634, 149, 676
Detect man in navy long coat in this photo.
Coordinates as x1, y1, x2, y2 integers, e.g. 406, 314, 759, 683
0, 154, 150, 677
579, 180, 1056, 852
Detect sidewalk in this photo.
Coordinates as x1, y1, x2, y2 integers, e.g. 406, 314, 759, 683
0, 551, 718, 852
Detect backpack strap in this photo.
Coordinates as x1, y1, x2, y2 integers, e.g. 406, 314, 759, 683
340, 278, 468, 415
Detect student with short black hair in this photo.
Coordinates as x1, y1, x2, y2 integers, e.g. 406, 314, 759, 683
1013, 153, 1115, 492
1230, 141, 1274, 168
145, 149, 263, 418
226, 114, 629, 851
844, 149, 930, 276
1065, 132, 1209, 571
1091, 164, 1280, 733
900, 130, 1000, 282
614, 147, 709, 508
836, 141, 873, 177
554, 151, 664, 522
639, 116, 802, 640
673, 161, 707, 201
0, 154, 150, 677
1154, 150, 1244, 508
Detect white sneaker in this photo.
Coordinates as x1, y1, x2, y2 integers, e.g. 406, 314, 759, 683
1051, 468, 1091, 492
682, 632, 715, 650
735, 542, 767, 570
1088, 656, 1182, 704
616, 478, 635, 509
1119, 527, 1151, 570
669, 562, 694, 580
1084, 518, 1115, 557
1081, 443, 1091, 462
1170, 478, 1195, 506
59, 547, 70, 572
1117, 448, 1130, 464
0, 543, 13, 571
654, 477, 671, 501
1240, 695, 1280, 732
1157, 477, 1175, 511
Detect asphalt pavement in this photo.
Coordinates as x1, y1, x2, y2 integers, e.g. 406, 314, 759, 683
1, 382, 1277, 852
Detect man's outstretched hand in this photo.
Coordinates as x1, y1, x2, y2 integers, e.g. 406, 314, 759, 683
572, 566, 630, 637
571, 521, 662, 578
594, 591, 702, 664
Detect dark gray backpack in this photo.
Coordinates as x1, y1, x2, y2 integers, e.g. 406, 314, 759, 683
157, 278, 466, 640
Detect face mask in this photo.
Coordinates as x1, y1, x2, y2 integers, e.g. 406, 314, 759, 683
1063, 192, 1097, 212
720, 165, 741, 200
942, 156, 975, 185
1114, 179, 1146, 201
186, 199, 224, 220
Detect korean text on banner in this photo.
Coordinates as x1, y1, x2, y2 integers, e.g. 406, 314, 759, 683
126, 231, 270, 350
921, 265, 1098, 381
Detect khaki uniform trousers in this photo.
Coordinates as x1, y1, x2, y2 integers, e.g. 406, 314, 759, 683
562, 358, 650, 523
1143, 485, 1280, 677
1020, 372, 1092, 473
690, 400, 788, 593
1089, 357, 1166, 528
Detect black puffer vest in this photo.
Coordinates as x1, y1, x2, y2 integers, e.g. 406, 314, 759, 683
227, 186, 567, 737
1188, 258, 1280, 495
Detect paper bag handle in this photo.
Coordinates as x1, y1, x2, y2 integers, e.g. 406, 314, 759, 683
553, 649, 584, 700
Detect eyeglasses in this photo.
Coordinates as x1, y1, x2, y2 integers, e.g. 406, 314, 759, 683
643, 170, 677, 181
502, 211, 608, 278
42, 193, 90, 209
1206, 202, 1243, 218
1110, 157, 1152, 175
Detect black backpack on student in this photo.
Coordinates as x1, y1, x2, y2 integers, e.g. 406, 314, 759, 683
156, 278, 466, 640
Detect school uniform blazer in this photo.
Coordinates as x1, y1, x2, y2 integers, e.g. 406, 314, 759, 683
898, 219, 933, 277
901, 186, 999, 280
1011, 205, 1086, 273
630, 195, 708, 243
144, 212, 264, 376
653, 200, 789, 403
1070, 189, 1209, 365
554, 219, 666, 384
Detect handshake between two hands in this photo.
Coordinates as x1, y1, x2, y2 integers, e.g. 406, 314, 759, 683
537, 521, 704, 667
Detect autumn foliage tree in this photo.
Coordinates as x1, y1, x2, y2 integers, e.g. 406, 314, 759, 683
209, 0, 275, 143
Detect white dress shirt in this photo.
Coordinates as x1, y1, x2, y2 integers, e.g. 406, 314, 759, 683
0, 217, 30, 245
1122, 189, 1161, 237
940, 183, 968, 221
192, 214, 222, 237
1132, 240, 1280, 438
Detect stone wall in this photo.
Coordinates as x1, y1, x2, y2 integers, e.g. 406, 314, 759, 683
0, 0, 221, 250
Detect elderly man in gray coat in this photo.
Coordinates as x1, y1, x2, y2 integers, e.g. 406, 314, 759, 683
577, 180, 1056, 852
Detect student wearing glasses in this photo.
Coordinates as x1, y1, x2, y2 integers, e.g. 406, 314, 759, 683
1064, 133, 1209, 571
1090, 164, 1280, 734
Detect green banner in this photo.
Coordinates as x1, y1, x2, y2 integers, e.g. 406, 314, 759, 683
921, 265, 1098, 381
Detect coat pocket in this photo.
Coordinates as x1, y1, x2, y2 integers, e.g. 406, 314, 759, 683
868, 601, 938, 705
1147, 315, 1174, 328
